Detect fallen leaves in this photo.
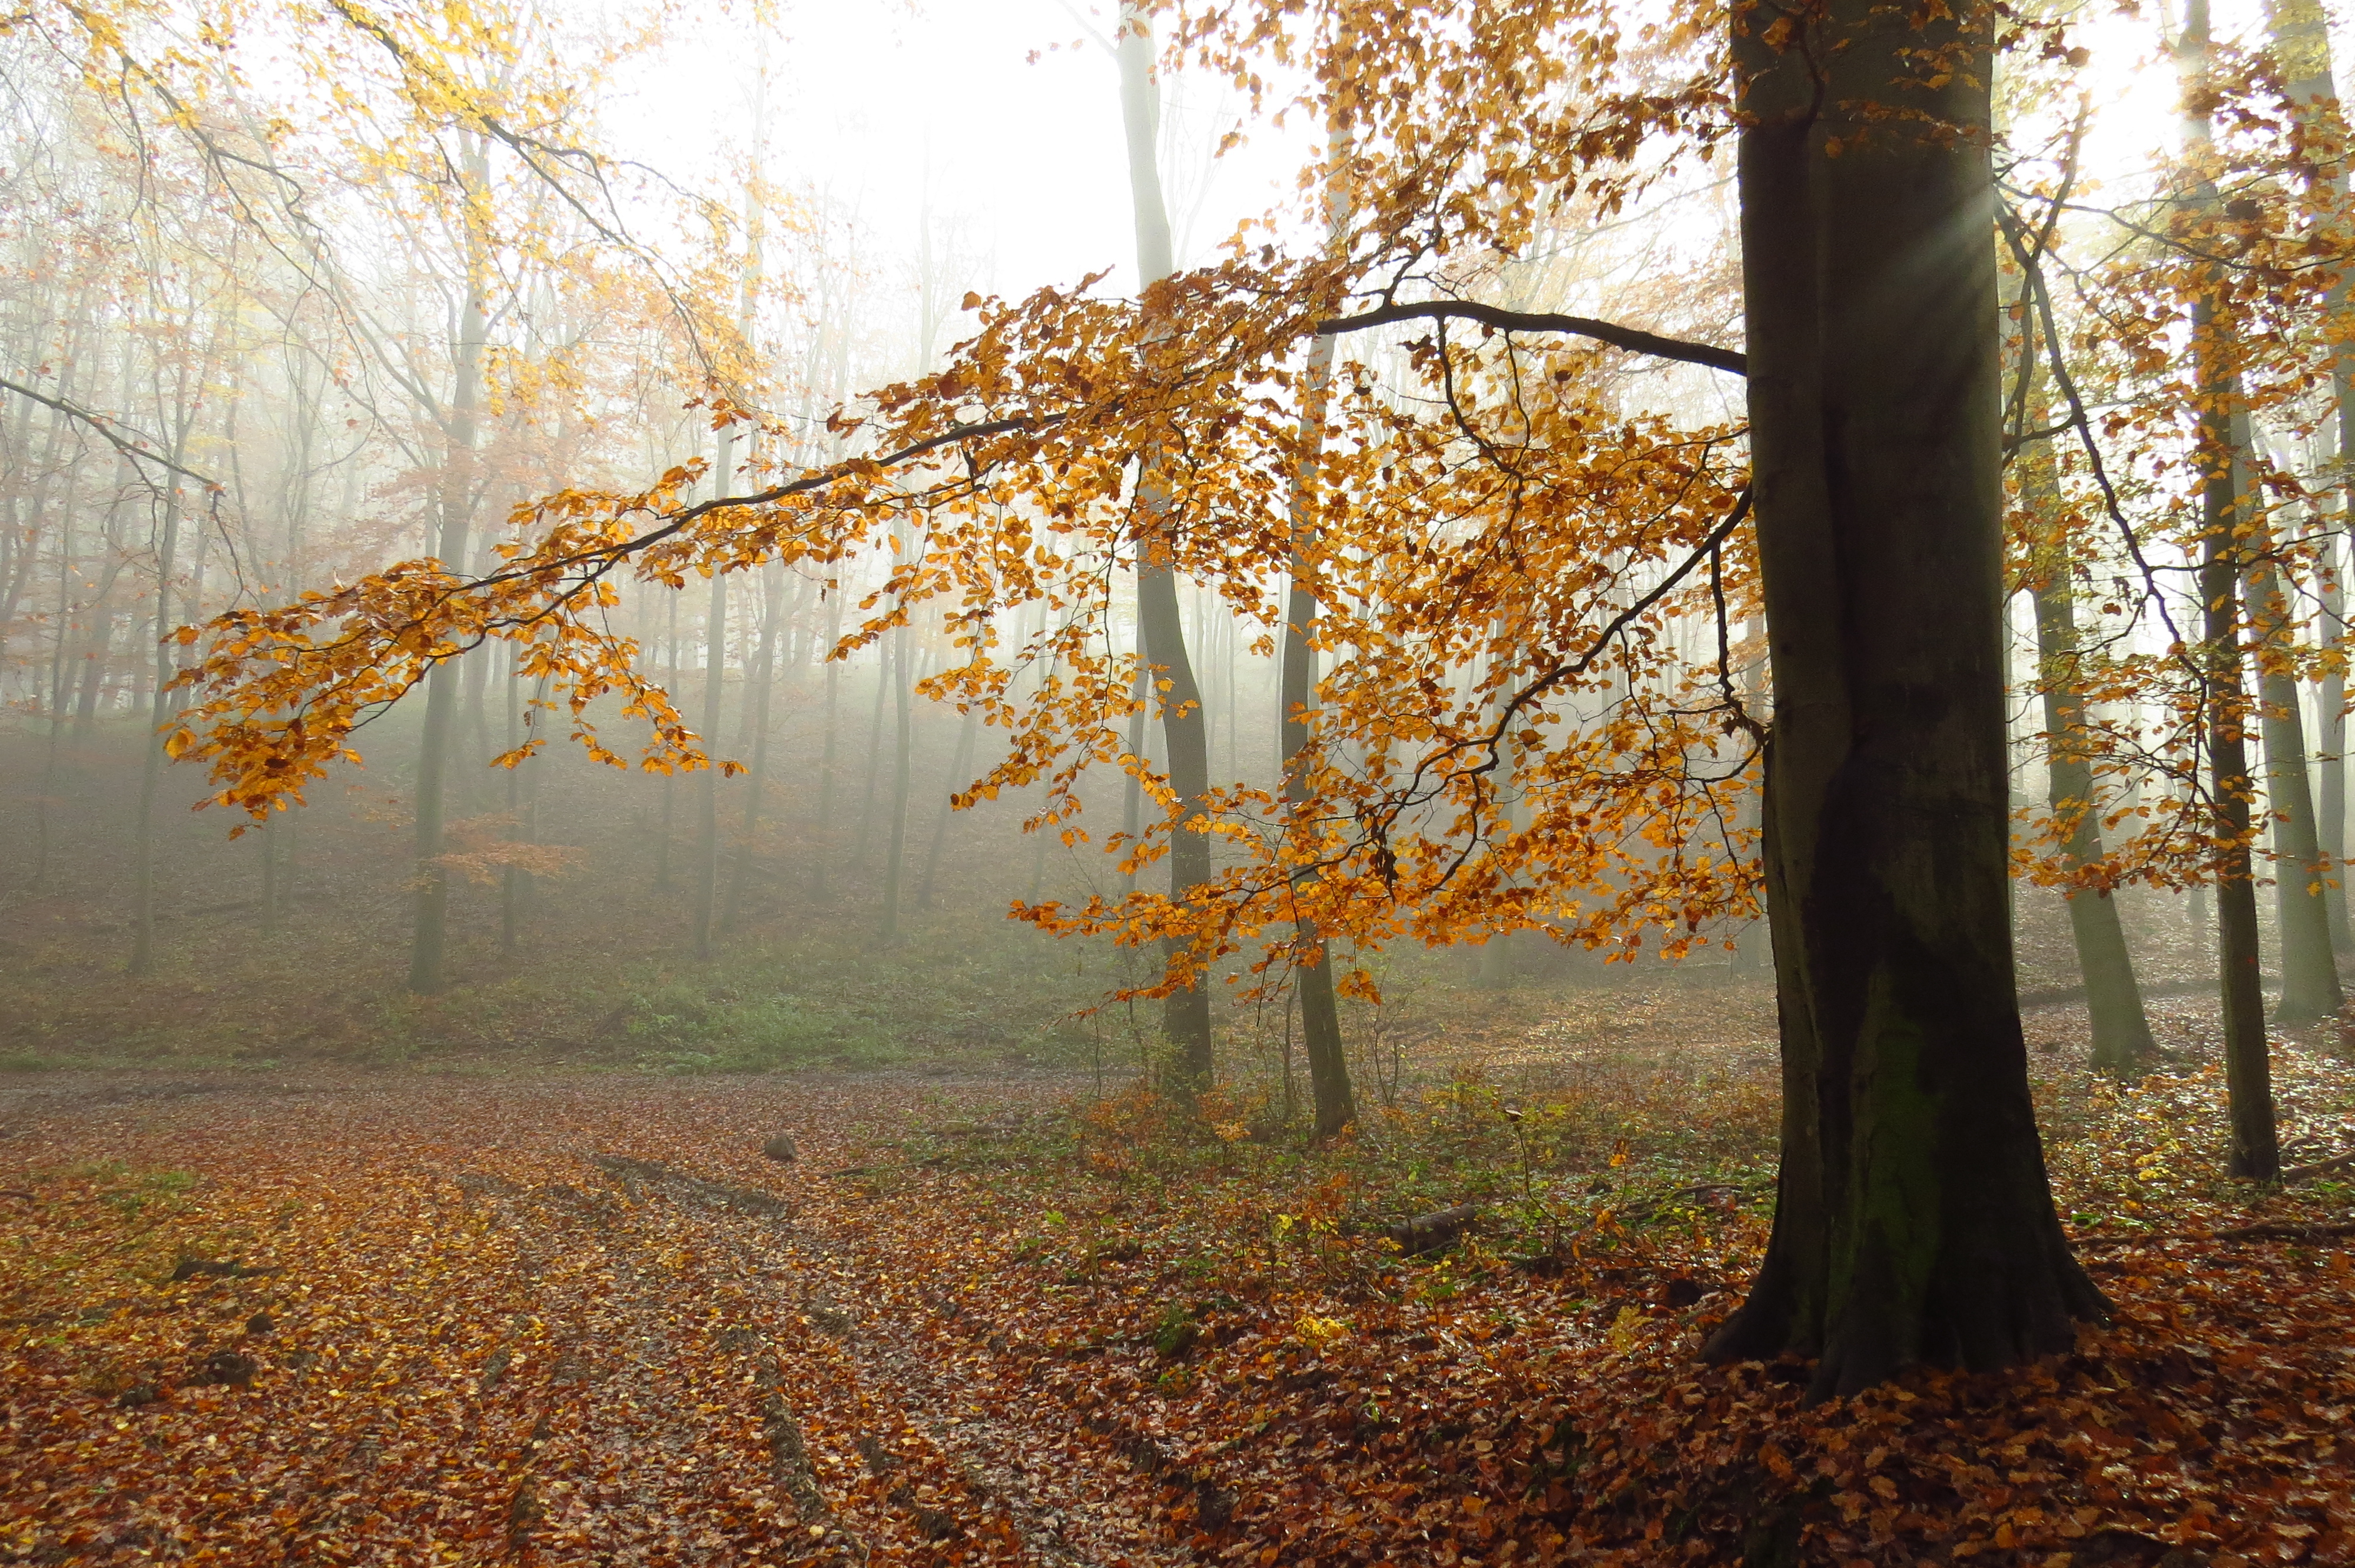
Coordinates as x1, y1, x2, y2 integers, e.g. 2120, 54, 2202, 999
5, 1019, 2354, 1564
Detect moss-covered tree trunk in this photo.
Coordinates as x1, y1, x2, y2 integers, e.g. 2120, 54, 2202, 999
1701, 0, 2105, 1396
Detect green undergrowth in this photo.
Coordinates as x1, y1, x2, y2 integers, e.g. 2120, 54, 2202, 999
869, 1057, 1784, 1297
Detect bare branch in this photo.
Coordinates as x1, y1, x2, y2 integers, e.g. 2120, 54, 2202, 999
0, 374, 221, 491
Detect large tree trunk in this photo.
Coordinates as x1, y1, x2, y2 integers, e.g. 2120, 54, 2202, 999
1119, 1, 1215, 1090
1701, 0, 2105, 1396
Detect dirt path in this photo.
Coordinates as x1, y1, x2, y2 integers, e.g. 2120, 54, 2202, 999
0, 1071, 1179, 1567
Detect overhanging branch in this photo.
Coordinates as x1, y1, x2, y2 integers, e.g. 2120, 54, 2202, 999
1315, 301, 1747, 376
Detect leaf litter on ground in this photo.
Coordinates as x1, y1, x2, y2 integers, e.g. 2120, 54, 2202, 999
3, 984, 2353, 1564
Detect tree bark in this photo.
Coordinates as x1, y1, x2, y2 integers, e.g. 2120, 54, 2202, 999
2029, 568, 2157, 1072
1701, 0, 2105, 1396
128, 477, 181, 976
2181, 0, 2280, 1177
2244, 485, 2341, 1022
2016, 390, 2155, 1072
692, 437, 732, 961
1277, 113, 1357, 1139
655, 586, 680, 891
878, 622, 914, 945
918, 703, 979, 910
2264, 0, 2354, 950
724, 561, 785, 932
409, 136, 489, 994
811, 588, 843, 902
2318, 520, 2352, 949
1119, 0, 1215, 1091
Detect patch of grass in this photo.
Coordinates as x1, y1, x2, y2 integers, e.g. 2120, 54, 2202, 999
624, 984, 897, 1072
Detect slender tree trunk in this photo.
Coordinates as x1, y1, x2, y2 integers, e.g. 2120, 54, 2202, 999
878, 623, 914, 944
854, 632, 891, 869
2265, 0, 2354, 949
130, 483, 183, 976
501, 647, 522, 957
2181, 0, 2280, 1175
74, 599, 114, 739
1278, 117, 1356, 1138
2017, 382, 2155, 1071
812, 589, 843, 902
32, 407, 81, 893
410, 138, 490, 994
723, 562, 785, 932
2029, 566, 2157, 1071
1701, 0, 2104, 1395
1123, 613, 1147, 891
2318, 519, 2351, 949
656, 590, 679, 891
2244, 474, 2342, 1022
1119, 1, 1215, 1090
918, 703, 980, 910
692, 467, 731, 960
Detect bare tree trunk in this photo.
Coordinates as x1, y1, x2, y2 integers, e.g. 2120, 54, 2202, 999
1119, 0, 1215, 1091
500, 647, 522, 957
409, 135, 490, 995
1701, 0, 2103, 1393
130, 481, 183, 976
2319, 519, 2351, 949
878, 623, 915, 944
918, 703, 979, 909
1278, 115, 1356, 1138
656, 589, 679, 891
2265, 0, 2354, 951
853, 632, 891, 869
812, 589, 843, 902
692, 465, 731, 960
2182, 0, 2278, 1175
2244, 466, 2342, 1022
723, 562, 785, 932
2016, 366, 2155, 1071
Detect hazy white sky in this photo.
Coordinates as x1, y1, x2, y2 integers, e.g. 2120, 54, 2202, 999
631, 0, 1303, 314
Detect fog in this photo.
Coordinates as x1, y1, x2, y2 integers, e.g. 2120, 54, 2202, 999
0, 0, 2326, 1081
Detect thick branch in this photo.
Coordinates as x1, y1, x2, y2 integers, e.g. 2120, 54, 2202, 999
1315, 301, 1747, 376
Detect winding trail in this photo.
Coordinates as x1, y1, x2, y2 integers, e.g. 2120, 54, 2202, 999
0, 1070, 1182, 1566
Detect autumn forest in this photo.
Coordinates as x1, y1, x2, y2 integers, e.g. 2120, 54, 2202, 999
7, 0, 2355, 1561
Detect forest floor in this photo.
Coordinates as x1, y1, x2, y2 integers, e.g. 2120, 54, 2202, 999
6, 983, 2355, 1567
